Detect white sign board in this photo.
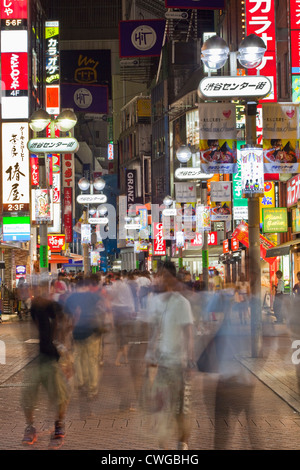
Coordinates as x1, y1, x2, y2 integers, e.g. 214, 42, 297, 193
77, 194, 107, 204
198, 75, 272, 100
175, 167, 214, 180
28, 137, 79, 154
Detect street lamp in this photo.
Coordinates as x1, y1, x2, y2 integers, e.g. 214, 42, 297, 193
176, 145, 192, 164
77, 176, 106, 274
28, 108, 77, 277
200, 34, 267, 358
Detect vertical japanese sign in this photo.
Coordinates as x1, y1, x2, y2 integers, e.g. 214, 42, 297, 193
199, 103, 237, 174
262, 103, 300, 173
153, 223, 166, 256
48, 154, 61, 234
0, 0, 28, 119
62, 147, 74, 242
245, 0, 277, 102
2, 122, 29, 212
45, 21, 60, 115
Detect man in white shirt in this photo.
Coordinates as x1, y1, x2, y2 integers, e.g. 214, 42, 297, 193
144, 261, 195, 451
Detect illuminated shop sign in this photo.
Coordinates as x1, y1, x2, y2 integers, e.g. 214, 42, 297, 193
0, 1, 28, 119
2, 122, 29, 212
245, 0, 277, 102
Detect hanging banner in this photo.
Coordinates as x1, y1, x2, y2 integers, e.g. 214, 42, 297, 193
153, 222, 166, 256
60, 84, 109, 114
262, 103, 300, 173
210, 201, 232, 222
175, 203, 196, 240
81, 224, 91, 244
199, 103, 237, 174
174, 182, 196, 202
31, 189, 53, 224
210, 181, 232, 201
240, 147, 264, 197
233, 146, 248, 221
196, 204, 211, 232
119, 19, 166, 58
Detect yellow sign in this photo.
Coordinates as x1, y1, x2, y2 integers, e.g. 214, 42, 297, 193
259, 181, 275, 223
137, 99, 151, 117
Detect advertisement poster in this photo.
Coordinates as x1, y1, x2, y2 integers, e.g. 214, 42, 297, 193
262, 103, 300, 173
196, 205, 211, 232
240, 147, 264, 197
199, 103, 237, 174
210, 201, 232, 222
31, 189, 52, 224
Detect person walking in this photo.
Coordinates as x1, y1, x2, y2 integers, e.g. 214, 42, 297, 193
273, 270, 285, 323
63, 276, 107, 399
143, 261, 195, 451
21, 281, 71, 448
105, 271, 136, 366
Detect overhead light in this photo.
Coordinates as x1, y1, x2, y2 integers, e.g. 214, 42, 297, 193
78, 177, 90, 191
93, 177, 106, 191
29, 109, 51, 132
237, 34, 266, 69
163, 195, 173, 207
56, 109, 77, 132
201, 35, 229, 70
176, 144, 192, 163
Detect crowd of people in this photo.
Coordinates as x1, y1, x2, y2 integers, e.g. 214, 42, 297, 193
18, 264, 300, 450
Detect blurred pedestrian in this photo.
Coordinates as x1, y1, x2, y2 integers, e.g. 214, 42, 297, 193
273, 270, 284, 323
105, 271, 136, 366
293, 271, 300, 296
143, 261, 195, 450
64, 276, 107, 399
21, 281, 71, 448
234, 273, 250, 325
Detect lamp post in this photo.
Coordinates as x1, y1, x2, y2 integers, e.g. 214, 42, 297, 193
28, 109, 77, 277
163, 195, 174, 261
77, 176, 106, 275
175, 145, 210, 286
200, 34, 268, 358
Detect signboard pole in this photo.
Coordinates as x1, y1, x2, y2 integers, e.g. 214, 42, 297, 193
83, 209, 90, 275
246, 102, 263, 358
201, 181, 209, 290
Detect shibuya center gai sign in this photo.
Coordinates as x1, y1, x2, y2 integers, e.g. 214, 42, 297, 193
198, 76, 272, 100
28, 138, 79, 153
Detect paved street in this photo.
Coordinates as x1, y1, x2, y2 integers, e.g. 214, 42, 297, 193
0, 317, 300, 452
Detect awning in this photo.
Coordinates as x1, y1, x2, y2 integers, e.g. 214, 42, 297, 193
48, 254, 71, 264
265, 239, 300, 258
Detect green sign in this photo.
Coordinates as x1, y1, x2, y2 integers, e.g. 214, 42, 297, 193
262, 208, 288, 233
233, 141, 248, 221
202, 249, 209, 268
292, 208, 300, 233
39, 245, 48, 268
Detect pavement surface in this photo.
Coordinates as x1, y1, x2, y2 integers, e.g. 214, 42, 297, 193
0, 312, 300, 453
